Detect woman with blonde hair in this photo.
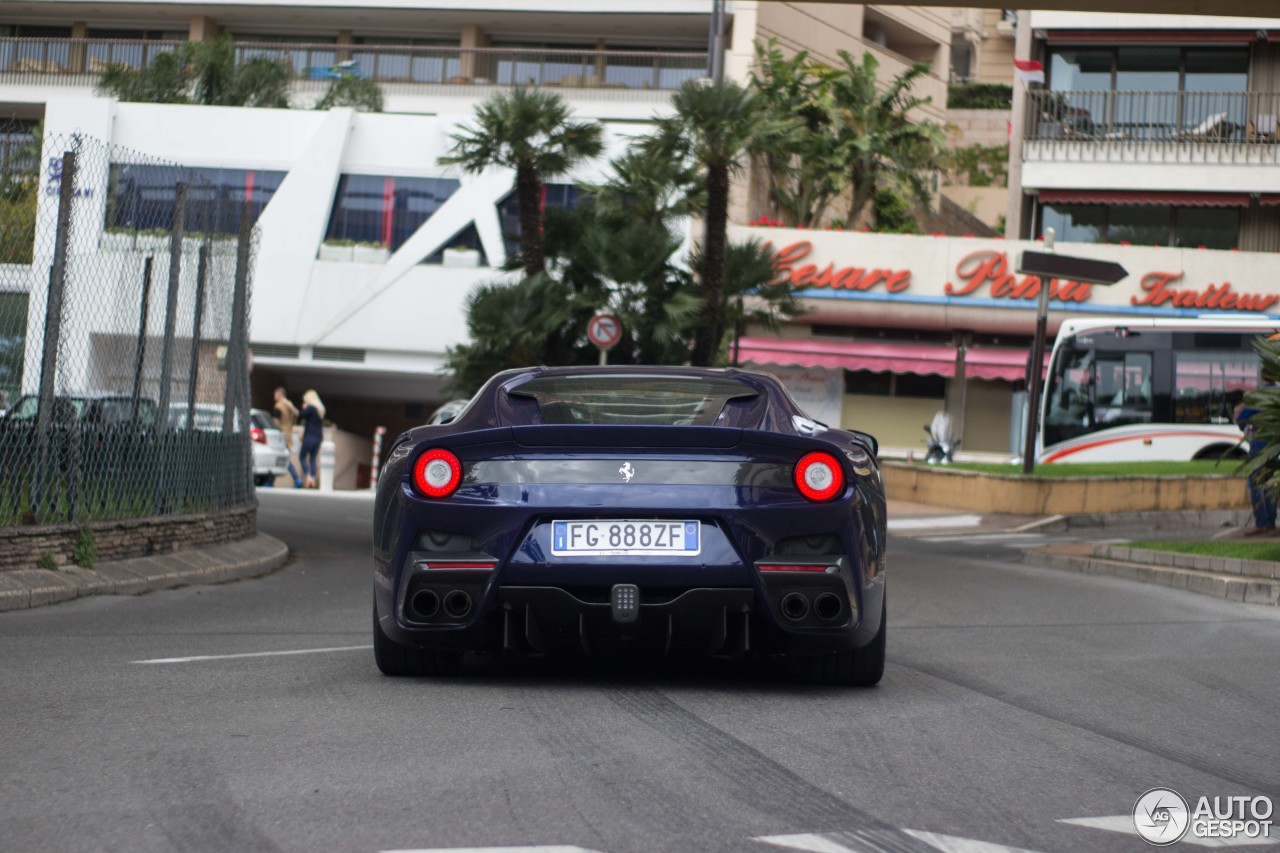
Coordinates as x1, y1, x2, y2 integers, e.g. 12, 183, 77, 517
298, 389, 326, 488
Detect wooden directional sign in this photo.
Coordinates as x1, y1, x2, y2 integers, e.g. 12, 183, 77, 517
1017, 250, 1128, 286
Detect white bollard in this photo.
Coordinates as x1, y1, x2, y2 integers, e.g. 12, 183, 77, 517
319, 439, 336, 492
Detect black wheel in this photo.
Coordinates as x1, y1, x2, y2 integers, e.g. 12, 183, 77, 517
253, 473, 271, 487
373, 605, 463, 677
797, 598, 886, 687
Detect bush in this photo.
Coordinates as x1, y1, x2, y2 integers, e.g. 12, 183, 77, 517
36, 551, 56, 571
872, 188, 920, 234
317, 76, 384, 112
941, 143, 1009, 188
947, 83, 1013, 110
72, 528, 97, 569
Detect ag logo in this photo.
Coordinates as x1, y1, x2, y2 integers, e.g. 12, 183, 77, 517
618, 462, 635, 483
1134, 788, 1190, 846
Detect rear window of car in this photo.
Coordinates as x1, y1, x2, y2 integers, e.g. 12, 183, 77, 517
508, 374, 757, 426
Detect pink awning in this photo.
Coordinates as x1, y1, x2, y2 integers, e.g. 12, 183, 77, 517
1261, 194, 1280, 207
737, 337, 1039, 382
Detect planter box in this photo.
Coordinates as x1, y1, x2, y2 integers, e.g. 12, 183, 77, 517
351, 245, 390, 264
318, 243, 354, 262
882, 461, 1248, 515
443, 248, 481, 268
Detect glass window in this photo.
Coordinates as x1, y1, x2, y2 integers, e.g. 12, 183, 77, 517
1048, 49, 1111, 91
1115, 47, 1179, 93
106, 165, 284, 235
1039, 203, 1104, 244
1174, 349, 1256, 424
1175, 207, 1239, 250
1107, 205, 1170, 246
1045, 347, 1094, 446
498, 184, 580, 257
0, 292, 28, 404
325, 174, 460, 251
1093, 352, 1153, 429
508, 374, 757, 426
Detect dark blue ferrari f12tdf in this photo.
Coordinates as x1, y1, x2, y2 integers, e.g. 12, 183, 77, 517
372, 366, 886, 685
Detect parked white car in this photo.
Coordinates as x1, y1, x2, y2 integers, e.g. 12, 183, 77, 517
168, 404, 291, 486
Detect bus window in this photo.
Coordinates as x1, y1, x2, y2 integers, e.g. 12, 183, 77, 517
1045, 348, 1094, 447
1174, 351, 1257, 425
1093, 352, 1153, 428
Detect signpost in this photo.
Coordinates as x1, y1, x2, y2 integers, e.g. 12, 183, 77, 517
587, 312, 622, 365
1017, 230, 1128, 474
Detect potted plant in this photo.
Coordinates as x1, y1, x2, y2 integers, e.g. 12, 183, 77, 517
351, 241, 390, 264
319, 239, 355, 262
442, 244, 481, 268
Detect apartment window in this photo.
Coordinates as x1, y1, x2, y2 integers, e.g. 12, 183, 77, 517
325, 174, 460, 251
84, 29, 183, 70
491, 42, 597, 87
606, 45, 707, 90
232, 34, 337, 78
1037, 202, 1239, 249
1048, 46, 1248, 93
106, 165, 284, 234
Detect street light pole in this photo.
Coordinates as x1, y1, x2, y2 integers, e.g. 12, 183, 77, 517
1020, 227, 1054, 475
708, 0, 726, 83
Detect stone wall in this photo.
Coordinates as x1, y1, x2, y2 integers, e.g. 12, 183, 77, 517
0, 505, 257, 572
883, 462, 1248, 515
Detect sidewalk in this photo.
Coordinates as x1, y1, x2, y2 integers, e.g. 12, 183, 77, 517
0, 532, 288, 612
886, 498, 1278, 607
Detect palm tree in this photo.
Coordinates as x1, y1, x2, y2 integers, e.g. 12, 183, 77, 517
651, 79, 771, 367
822, 51, 945, 227
439, 86, 603, 277
182, 36, 238, 105
96, 51, 188, 104
316, 75, 384, 112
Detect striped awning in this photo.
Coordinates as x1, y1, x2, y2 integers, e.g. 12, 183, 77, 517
1037, 190, 1251, 208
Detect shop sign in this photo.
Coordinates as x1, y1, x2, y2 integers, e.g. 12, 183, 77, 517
759, 236, 1280, 315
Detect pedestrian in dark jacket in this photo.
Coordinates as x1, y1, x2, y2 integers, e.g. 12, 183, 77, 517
298, 390, 326, 489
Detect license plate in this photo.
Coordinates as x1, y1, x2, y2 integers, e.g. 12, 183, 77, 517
551, 520, 701, 557
276, 456, 289, 467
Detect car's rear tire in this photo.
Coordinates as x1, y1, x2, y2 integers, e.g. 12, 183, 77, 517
373, 606, 463, 677
253, 473, 271, 487
797, 597, 885, 687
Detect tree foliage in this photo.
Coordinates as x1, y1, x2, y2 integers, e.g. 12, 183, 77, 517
1239, 336, 1280, 491
317, 74, 385, 112
749, 40, 946, 229
0, 122, 40, 265
96, 36, 293, 108
439, 86, 603, 277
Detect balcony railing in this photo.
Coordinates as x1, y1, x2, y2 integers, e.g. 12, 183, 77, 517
1027, 90, 1280, 143
0, 37, 709, 96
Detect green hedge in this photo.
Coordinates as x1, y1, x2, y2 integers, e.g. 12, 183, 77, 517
947, 83, 1013, 110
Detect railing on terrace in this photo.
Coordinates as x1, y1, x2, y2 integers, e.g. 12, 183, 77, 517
1026, 90, 1280, 145
0, 37, 709, 94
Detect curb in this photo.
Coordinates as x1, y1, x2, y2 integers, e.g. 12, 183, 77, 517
0, 532, 289, 612
1015, 508, 1250, 533
1022, 546, 1280, 606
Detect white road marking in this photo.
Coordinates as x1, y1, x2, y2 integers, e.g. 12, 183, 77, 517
887, 515, 984, 531
753, 834, 860, 853
133, 645, 372, 664
915, 533, 1046, 544
905, 829, 1044, 852
382, 848, 605, 853
754, 831, 1045, 853
1059, 817, 1276, 848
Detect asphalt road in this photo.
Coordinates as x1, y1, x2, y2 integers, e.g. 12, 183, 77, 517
2, 490, 1278, 853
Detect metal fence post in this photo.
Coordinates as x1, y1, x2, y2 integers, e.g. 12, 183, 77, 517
155, 181, 186, 421
184, 241, 210, 430
32, 149, 76, 521
223, 205, 254, 502
130, 256, 154, 430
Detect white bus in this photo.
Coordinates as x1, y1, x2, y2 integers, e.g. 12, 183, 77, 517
1039, 317, 1280, 463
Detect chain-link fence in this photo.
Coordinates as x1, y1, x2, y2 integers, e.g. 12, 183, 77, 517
0, 119, 257, 526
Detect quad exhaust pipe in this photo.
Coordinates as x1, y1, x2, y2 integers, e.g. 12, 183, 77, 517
814, 592, 842, 621
410, 589, 440, 619
444, 590, 473, 618
780, 592, 809, 621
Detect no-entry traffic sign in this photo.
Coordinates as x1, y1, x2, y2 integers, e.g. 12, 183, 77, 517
587, 313, 622, 350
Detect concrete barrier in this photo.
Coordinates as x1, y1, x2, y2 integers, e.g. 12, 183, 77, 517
883, 461, 1248, 515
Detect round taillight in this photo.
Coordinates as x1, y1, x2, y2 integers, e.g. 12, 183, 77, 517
794, 451, 844, 502
413, 448, 462, 498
